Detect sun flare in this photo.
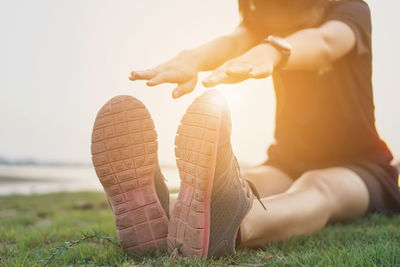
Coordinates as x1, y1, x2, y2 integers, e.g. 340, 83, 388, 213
219, 89, 244, 109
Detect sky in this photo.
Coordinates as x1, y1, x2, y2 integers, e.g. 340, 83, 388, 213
1, 0, 399, 166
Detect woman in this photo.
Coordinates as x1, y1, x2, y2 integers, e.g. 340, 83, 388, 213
91, 0, 400, 259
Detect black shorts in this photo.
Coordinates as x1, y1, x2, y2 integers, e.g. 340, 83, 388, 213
264, 157, 400, 216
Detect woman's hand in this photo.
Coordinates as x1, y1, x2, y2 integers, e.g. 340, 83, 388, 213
129, 50, 201, 98
202, 44, 281, 88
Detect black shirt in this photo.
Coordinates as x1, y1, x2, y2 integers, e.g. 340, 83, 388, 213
241, 0, 394, 170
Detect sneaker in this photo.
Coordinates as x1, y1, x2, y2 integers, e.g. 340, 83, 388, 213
91, 95, 169, 255
167, 90, 262, 258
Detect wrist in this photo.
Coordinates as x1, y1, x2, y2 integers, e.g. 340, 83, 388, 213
261, 36, 292, 69
256, 43, 282, 69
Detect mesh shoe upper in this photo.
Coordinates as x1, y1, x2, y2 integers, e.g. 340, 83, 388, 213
207, 93, 253, 258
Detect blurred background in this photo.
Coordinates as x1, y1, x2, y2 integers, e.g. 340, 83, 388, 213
1, 0, 399, 195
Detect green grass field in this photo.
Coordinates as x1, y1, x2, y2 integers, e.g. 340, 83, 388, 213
1, 191, 399, 267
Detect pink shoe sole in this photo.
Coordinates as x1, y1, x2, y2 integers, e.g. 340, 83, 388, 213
91, 95, 169, 254
167, 92, 225, 257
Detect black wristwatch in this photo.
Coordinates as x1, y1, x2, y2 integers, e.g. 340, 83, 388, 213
262, 35, 292, 70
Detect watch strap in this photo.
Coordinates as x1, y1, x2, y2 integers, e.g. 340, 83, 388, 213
262, 35, 292, 70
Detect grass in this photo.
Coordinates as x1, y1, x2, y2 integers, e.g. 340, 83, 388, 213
0, 192, 399, 267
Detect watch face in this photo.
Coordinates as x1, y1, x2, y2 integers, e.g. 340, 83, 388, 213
267, 35, 292, 52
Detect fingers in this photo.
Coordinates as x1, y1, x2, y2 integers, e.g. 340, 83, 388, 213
129, 69, 158, 81
203, 61, 254, 87
249, 64, 273, 79
146, 70, 187, 86
225, 63, 253, 77
172, 76, 198, 99
202, 70, 246, 88
202, 69, 226, 88
146, 71, 173, 86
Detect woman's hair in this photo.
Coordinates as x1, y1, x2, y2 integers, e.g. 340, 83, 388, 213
238, 0, 337, 32
238, 0, 349, 15
239, 0, 330, 18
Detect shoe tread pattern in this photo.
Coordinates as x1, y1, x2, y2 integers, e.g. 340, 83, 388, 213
91, 95, 168, 254
168, 92, 224, 257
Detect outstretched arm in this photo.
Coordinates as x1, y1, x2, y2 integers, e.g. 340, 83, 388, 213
203, 20, 356, 87
186, 24, 262, 71
282, 20, 356, 70
129, 24, 262, 98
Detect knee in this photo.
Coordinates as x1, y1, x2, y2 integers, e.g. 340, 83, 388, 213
242, 167, 267, 188
242, 168, 259, 184
292, 170, 334, 199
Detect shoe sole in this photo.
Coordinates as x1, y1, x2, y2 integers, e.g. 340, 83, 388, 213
168, 91, 225, 257
91, 95, 169, 254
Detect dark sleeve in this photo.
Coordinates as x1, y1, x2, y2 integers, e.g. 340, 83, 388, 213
324, 0, 371, 55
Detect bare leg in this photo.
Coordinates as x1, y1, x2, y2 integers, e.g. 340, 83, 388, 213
242, 165, 294, 198
240, 167, 369, 248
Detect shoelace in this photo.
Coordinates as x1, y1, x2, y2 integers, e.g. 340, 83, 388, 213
246, 179, 267, 211
233, 156, 267, 211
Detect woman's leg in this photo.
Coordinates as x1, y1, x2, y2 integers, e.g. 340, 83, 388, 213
242, 165, 294, 198
240, 167, 370, 248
